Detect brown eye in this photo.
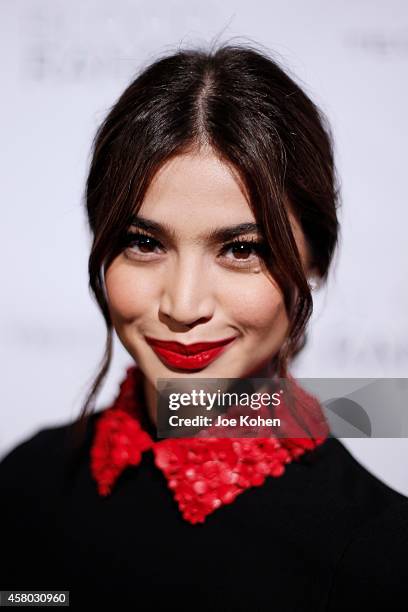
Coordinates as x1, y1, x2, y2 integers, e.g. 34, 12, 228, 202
122, 231, 164, 258
230, 243, 254, 260
219, 239, 267, 268
131, 235, 157, 253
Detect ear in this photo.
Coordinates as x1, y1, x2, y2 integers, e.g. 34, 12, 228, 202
307, 266, 322, 291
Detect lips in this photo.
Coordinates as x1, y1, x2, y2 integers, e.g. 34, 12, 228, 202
145, 336, 237, 355
145, 335, 237, 371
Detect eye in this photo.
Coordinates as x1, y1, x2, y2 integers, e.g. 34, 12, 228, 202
219, 238, 267, 268
121, 231, 268, 269
122, 231, 164, 259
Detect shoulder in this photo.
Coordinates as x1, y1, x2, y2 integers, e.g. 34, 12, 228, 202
304, 435, 408, 508
0, 424, 67, 477
0, 413, 99, 495
308, 437, 408, 608
326, 499, 408, 609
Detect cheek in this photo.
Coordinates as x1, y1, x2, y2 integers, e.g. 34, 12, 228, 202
224, 276, 289, 333
105, 259, 289, 339
104, 260, 156, 323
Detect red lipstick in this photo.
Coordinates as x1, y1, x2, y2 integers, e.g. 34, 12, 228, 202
145, 335, 237, 370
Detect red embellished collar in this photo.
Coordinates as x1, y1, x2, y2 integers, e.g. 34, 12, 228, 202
90, 365, 329, 524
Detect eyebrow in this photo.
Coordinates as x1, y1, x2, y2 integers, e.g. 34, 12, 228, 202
129, 215, 262, 244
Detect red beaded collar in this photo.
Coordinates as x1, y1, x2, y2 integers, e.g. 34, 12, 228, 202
90, 365, 329, 524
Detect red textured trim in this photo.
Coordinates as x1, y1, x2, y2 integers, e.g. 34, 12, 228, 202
90, 365, 329, 524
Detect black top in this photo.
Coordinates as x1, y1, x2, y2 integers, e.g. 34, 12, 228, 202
1, 412, 408, 611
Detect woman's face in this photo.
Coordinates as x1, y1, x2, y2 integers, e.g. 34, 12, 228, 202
105, 151, 312, 391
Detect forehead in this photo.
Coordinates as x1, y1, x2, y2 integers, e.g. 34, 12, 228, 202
136, 151, 310, 267
138, 152, 254, 224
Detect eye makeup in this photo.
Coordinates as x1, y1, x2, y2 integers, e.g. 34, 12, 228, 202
121, 228, 269, 270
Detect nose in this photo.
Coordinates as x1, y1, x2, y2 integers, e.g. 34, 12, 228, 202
159, 254, 215, 328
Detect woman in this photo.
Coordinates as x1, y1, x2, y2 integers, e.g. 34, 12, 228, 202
1, 42, 407, 610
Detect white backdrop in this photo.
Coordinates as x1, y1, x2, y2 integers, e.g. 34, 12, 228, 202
1, 0, 407, 494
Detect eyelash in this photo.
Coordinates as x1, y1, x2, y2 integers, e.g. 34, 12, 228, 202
121, 231, 267, 269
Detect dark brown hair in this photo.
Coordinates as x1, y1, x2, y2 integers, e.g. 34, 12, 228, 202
75, 40, 341, 442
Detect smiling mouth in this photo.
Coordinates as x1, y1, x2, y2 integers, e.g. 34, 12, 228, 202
144, 336, 238, 356
144, 335, 238, 371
